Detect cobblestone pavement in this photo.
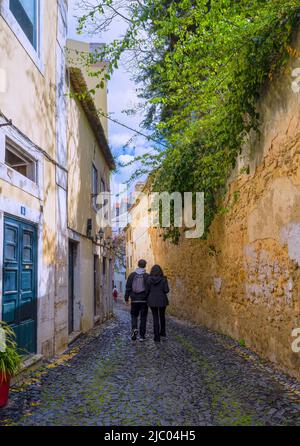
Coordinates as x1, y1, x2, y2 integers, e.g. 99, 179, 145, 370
1, 302, 300, 426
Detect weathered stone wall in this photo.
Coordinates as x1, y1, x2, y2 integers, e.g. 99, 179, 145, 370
149, 33, 300, 379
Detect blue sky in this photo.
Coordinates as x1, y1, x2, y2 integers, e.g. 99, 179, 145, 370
67, 0, 152, 191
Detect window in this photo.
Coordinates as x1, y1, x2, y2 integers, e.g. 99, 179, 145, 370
5, 140, 37, 182
9, 0, 38, 50
1, 0, 43, 72
92, 164, 98, 210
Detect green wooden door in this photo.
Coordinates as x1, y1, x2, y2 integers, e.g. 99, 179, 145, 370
2, 215, 37, 355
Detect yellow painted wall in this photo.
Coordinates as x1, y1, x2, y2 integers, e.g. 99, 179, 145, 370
67, 39, 109, 138
0, 181, 40, 212
126, 189, 155, 275
0, 1, 62, 357
79, 238, 94, 332
67, 61, 112, 332
0, 3, 58, 157
68, 95, 109, 237
0, 2, 58, 265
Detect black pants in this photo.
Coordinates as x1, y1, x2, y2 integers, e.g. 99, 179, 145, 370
151, 307, 166, 341
131, 302, 148, 337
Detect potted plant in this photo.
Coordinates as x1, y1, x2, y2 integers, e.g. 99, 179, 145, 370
0, 322, 22, 408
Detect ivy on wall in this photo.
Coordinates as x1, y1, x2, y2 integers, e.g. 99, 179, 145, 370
78, 0, 300, 241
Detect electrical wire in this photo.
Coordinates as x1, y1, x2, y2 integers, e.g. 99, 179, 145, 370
0, 120, 12, 128
0, 99, 169, 171
0, 112, 67, 172
97, 110, 169, 149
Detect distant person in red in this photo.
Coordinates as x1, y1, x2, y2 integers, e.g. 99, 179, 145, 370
113, 286, 118, 303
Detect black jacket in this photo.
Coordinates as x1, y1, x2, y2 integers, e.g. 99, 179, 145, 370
146, 276, 170, 308
124, 271, 149, 303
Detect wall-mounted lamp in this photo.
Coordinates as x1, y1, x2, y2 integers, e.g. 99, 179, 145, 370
95, 228, 105, 243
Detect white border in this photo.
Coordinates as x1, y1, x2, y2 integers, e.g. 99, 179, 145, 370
0, 0, 45, 74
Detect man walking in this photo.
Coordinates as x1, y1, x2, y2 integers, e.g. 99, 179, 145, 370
125, 259, 149, 341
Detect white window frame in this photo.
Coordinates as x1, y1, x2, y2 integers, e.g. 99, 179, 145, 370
5, 138, 37, 183
0, 118, 44, 200
0, 0, 44, 73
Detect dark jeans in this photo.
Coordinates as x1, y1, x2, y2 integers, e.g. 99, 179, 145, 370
131, 302, 148, 337
151, 307, 166, 341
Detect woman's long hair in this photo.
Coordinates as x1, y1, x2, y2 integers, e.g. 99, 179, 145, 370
150, 264, 164, 277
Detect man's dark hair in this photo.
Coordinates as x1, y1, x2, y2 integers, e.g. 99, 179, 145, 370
138, 259, 147, 269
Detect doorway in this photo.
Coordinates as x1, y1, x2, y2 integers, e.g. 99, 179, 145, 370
68, 241, 77, 335
2, 215, 37, 354
94, 255, 100, 317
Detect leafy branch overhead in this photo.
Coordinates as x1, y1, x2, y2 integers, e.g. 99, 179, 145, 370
78, 0, 300, 238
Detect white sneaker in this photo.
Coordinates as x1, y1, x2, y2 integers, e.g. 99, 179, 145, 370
131, 329, 138, 341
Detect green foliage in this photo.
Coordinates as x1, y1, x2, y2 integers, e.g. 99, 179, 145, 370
79, 0, 300, 240
239, 339, 246, 348
0, 322, 22, 382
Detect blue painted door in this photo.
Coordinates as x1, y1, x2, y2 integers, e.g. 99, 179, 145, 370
2, 215, 37, 355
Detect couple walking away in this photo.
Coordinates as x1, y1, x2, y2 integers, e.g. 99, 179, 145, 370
124, 259, 170, 343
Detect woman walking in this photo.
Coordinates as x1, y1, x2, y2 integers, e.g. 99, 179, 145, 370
147, 265, 170, 343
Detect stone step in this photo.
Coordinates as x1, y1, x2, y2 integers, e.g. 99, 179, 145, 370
11, 354, 44, 386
